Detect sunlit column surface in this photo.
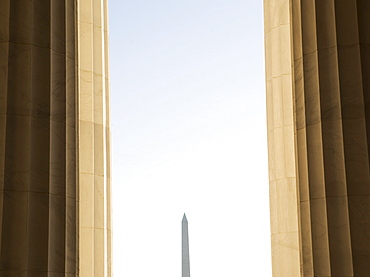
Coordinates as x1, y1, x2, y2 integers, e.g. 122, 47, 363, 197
264, 0, 301, 275
78, 0, 112, 276
264, 0, 370, 276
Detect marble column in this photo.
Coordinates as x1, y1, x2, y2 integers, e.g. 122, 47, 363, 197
264, 0, 370, 276
77, 0, 112, 276
0, 0, 111, 276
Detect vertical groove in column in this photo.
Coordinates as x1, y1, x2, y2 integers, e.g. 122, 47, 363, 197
340, 1, 370, 275
357, 0, 370, 171
356, 2, 370, 271
299, 0, 332, 275
0, 0, 10, 264
104, 0, 112, 270
48, 0, 67, 273
92, 0, 104, 274
264, 1, 278, 274
103, 1, 112, 273
66, 0, 78, 274
1, 0, 33, 272
26, 0, 51, 273
78, 0, 95, 274
291, 0, 314, 275
315, 0, 354, 275
356, 1, 370, 271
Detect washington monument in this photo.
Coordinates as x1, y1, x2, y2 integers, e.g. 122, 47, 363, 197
182, 214, 190, 277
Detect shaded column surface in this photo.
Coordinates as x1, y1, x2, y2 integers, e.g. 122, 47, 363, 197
0, 0, 78, 275
0, 0, 111, 276
264, 0, 370, 276
182, 214, 190, 277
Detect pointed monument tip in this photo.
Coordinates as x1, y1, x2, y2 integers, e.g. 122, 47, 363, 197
182, 213, 187, 221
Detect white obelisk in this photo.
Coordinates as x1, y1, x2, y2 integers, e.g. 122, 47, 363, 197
182, 213, 190, 277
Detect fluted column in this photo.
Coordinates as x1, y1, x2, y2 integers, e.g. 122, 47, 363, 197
78, 0, 112, 276
0, 0, 78, 275
0, 0, 111, 276
265, 0, 370, 276
264, 0, 301, 275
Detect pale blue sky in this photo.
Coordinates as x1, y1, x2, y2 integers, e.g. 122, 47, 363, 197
109, 1, 271, 276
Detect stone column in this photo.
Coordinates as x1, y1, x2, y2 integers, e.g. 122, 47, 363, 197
0, 0, 111, 276
264, 0, 370, 276
0, 0, 78, 275
78, 0, 112, 276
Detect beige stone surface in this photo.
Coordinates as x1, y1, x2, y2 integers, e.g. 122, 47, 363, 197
264, 0, 301, 275
0, 0, 111, 276
78, 0, 112, 275
265, 0, 370, 275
